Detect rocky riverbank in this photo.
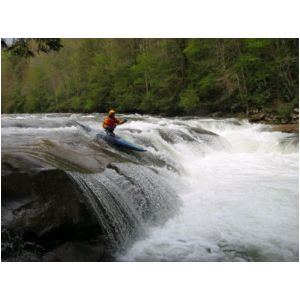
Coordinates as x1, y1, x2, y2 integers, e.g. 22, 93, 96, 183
248, 108, 299, 133
271, 123, 299, 133
209, 108, 299, 133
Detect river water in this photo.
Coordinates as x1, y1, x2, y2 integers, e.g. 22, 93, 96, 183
1, 114, 299, 261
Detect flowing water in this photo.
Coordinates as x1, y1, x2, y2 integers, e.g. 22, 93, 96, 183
1, 113, 299, 261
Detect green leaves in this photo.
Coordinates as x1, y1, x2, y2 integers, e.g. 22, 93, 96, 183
1, 38, 298, 115
179, 88, 199, 113
3, 38, 62, 57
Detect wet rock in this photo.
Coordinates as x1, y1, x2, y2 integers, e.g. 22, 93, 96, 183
43, 239, 106, 262
291, 113, 299, 120
250, 109, 259, 114
158, 128, 195, 143
210, 111, 222, 118
264, 116, 275, 122
1, 168, 108, 261
190, 127, 218, 136
280, 118, 290, 124
249, 113, 265, 123
19, 170, 98, 234
1, 152, 51, 176
2, 171, 36, 200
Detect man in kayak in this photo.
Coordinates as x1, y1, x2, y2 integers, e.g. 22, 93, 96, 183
103, 109, 127, 136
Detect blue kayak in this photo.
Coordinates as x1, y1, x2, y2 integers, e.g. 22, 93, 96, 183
96, 132, 146, 152
75, 121, 146, 152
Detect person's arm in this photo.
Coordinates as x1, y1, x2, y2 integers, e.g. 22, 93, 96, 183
118, 119, 127, 125
116, 118, 127, 125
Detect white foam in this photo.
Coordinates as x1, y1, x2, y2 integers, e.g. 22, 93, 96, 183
118, 117, 299, 261
2, 114, 298, 261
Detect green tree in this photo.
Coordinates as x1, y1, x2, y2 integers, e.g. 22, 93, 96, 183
1, 38, 298, 116
2, 38, 62, 57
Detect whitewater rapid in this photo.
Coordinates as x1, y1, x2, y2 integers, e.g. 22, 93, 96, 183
117, 117, 299, 261
1, 114, 298, 261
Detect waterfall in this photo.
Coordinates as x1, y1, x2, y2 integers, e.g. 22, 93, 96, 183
68, 163, 180, 251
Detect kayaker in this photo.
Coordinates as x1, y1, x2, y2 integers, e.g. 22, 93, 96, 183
103, 109, 126, 136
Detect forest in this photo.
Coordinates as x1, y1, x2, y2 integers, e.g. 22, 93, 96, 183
1, 38, 299, 117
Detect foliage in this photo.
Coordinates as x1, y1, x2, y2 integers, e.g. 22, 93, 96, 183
179, 87, 199, 113
276, 102, 295, 118
2, 38, 62, 57
1, 38, 298, 116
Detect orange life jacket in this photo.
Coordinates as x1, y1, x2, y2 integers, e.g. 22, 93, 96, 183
103, 116, 120, 129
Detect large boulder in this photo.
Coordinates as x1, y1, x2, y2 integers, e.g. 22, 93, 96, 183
42, 239, 107, 262
1, 167, 107, 261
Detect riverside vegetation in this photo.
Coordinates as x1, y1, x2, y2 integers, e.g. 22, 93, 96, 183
2, 38, 299, 123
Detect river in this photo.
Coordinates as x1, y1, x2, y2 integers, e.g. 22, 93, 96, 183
1, 113, 298, 261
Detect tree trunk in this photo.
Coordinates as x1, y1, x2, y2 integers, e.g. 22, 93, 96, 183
236, 40, 249, 115
145, 71, 149, 96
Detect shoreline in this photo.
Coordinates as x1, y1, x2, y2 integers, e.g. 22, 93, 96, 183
242, 118, 299, 133
269, 123, 299, 134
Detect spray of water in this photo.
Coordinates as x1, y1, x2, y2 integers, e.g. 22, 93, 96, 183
2, 114, 298, 261
116, 117, 299, 261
